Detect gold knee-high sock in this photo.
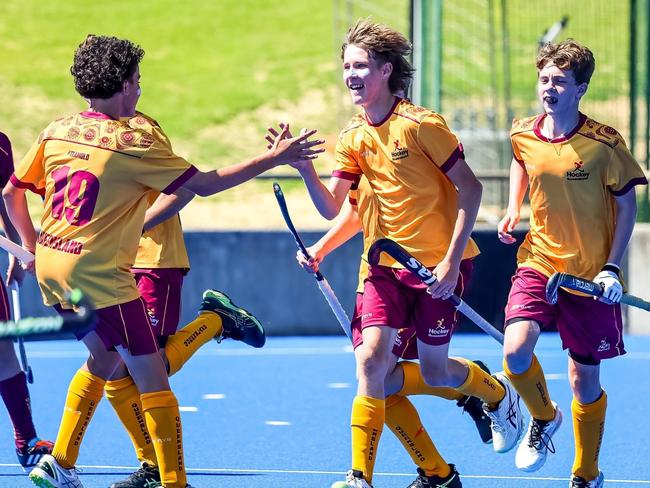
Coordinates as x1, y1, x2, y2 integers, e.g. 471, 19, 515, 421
385, 395, 450, 478
52, 369, 105, 469
351, 395, 384, 484
572, 391, 607, 481
141, 390, 186, 488
105, 376, 156, 465
455, 359, 505, 405
504, 355, 555, 421
165, 313, 223, 376
397, 361, 463, 401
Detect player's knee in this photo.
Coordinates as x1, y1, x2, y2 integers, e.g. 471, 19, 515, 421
503, 346, 533, 374
356, 351, 391, 382
419, 364, 449, 387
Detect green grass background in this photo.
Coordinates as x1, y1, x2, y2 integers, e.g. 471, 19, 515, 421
0, 0, 646, 227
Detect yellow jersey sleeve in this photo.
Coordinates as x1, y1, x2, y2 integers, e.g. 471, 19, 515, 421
12, 130, 48, 196
137, 140, 198, 195
417, 114, 463, 172
606, 135, 648, 195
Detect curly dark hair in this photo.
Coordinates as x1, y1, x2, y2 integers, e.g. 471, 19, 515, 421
70, 35, 144, 99
342, 19, 414, 95
537, 39, 595, 85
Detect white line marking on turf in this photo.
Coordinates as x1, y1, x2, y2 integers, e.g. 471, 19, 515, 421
202, 393, 226, 400
179, 406, 198, 412
1, 464, 647, 483
265, 421, 291, 426
544, 373, 566, 380
328, 382, 352, 389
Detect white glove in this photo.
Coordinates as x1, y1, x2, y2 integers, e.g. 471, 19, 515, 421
593, 267, 623, 304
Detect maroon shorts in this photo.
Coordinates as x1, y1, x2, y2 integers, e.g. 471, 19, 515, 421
505, 267, 625, 363
62, 297, 159, 356
351, 293, 418, 360
132, 268, 185, 338
0, 280, 9, 321
361, 259, 473, 346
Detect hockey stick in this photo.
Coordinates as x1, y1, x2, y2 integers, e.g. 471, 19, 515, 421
367, 238, 505, 344
273, 182, 352, 339
10, 283, 33, 383
546, 272, 650, 311
0, 289, 95, 341
0, 235, 34, 263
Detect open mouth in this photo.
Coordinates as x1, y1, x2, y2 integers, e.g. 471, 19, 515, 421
348, 82, 364, 91
543, 95, 558, 104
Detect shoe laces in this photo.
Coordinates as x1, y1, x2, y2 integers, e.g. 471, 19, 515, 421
527, 418, 556, 453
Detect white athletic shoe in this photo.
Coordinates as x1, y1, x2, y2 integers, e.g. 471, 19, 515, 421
29, 454, 83, 488
331, 470, 373, 488
569, 471, 604, 488
483, 371, 525, 453
516, 401, 563, 472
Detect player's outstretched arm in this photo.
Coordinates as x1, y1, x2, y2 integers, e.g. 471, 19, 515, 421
298, 199, 362, 273
497, 158, 529, 244
266, 123, 351, 219
183, 127, 324, 197
143, 188, 194, 232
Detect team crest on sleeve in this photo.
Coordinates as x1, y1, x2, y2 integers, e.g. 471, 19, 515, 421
391, 139, 409, 160
566, 160, 590, 181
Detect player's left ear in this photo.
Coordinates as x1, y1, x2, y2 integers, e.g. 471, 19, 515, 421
576, 82, 588, 100
382, 61, 393, 79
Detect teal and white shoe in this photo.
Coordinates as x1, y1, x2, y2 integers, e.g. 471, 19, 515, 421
200, 290, 266, 348
29, 454, 83, 488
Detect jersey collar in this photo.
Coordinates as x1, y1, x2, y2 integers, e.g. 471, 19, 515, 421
533, 112, 587, 143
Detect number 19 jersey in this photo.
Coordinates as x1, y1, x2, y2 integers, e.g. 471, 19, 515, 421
12, 111, 197, 309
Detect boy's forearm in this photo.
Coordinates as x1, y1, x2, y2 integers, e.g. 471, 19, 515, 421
143, 189, 194, 232
299, 166, 341, 220
507, 160, 529, 213
607, 196, 637, 267
446, 183, 482, 265
2, 187, 37, 252
185, 154, 277, 197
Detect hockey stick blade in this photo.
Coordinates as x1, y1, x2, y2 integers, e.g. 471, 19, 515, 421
546, 272, 650, 311
273, 182, 352, 338
0, 289, 96, 341
368, 238, 504, 344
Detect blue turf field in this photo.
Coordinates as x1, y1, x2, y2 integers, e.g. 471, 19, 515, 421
0, 334, 649, 487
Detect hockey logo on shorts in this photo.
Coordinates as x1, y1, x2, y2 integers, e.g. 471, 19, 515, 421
428, 318, 448, 337
146, 307, 159, 327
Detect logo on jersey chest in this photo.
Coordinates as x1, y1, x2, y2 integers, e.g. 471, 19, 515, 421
391, 139, 409, 160
566, 160, 590, 181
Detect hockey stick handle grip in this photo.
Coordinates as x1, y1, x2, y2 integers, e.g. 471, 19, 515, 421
550, 272, 650, 311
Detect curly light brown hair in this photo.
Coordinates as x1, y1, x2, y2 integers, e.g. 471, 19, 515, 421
536, 39, 595, 85
70, 35, 144, 99
342, 19, 414, 95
